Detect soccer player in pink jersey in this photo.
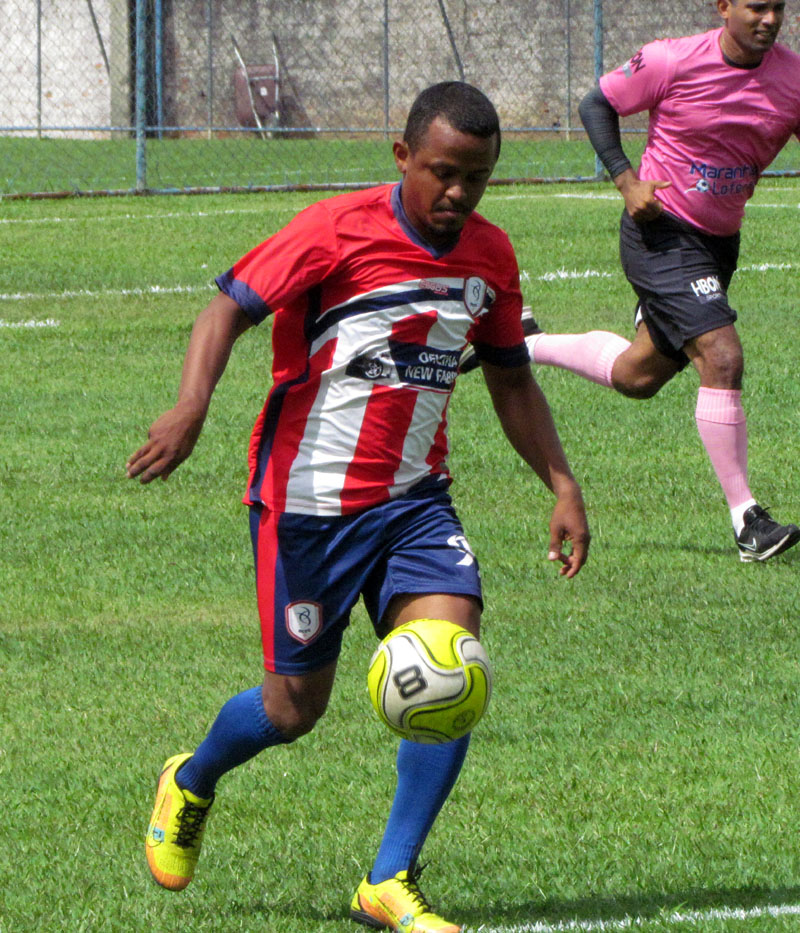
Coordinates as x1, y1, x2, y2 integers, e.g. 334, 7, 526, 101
127, 82, 589, 932
509, 0, 800, 561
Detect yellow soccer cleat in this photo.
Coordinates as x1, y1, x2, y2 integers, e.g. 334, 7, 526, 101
145, 752, 214, 891
350, 869, 461, 932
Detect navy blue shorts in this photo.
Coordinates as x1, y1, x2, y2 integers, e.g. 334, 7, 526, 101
249, 482, 482, 674
619, 210, 740, 368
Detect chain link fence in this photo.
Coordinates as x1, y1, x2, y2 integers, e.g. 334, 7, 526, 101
2, 0, 800, 198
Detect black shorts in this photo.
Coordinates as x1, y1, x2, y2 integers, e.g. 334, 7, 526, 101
619, 210, 740, 369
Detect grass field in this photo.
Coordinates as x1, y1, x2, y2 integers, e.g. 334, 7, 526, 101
2, 177, 800, 932
0, 135, 640, 197
3, 133, 798, 198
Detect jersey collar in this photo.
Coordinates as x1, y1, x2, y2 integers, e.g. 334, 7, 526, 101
391, 183, 462, 259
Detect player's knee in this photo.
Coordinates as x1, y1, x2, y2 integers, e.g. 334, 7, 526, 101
611, 372, 664, 399
265, 701, 326, 741
260, 685, 329, 741
610, 354, 671, 399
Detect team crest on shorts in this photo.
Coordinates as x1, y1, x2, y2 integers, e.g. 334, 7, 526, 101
286, 601, 323, 644
463, 276, 492, 319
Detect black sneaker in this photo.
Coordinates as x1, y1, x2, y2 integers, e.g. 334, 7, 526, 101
459, 307, 542, 374
735, 505, 800, 562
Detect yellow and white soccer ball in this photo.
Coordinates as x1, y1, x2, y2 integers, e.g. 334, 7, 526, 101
367, 618, 492, 743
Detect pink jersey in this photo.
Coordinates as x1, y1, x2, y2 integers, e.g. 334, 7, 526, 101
601, 28, 800, 236
216, 183, 526, 517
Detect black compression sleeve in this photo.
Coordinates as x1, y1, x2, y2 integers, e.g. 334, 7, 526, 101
578, 85, 631, 179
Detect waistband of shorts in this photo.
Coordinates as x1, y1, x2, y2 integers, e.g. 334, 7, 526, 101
623, 208, 740, 245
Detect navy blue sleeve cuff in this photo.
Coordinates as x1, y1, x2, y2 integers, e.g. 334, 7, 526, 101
215, 270, 271, 324
470, 341, 531, 368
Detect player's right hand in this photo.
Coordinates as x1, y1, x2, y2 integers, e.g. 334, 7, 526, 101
623, 178, 672, 223
614, 169, 671, 223
126, 403, 206, 484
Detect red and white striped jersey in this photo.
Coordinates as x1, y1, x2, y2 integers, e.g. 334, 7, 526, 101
216, 183, 527, 516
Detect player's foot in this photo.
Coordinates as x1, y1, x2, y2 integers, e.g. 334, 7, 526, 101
459, 306, 541, 374
735, 505, 800, 562
145, 752, 214, 890
350, 868, 461, 932
521, 308, 544, 360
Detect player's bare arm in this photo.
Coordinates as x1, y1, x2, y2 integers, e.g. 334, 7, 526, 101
126, 293, 253, 483
482, 361, 590, 577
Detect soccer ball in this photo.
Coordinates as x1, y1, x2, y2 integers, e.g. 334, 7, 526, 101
367, 618, 492, 743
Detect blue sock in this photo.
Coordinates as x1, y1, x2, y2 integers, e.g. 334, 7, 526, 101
370, 734, 470, 883
176, 685, 288, 798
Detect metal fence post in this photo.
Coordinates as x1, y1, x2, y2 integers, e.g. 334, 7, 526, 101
206, 0, 214, 138
593, 0, 604, 179
155, 0, 164, 138
383, 0, 390, 138
36, 0, 42, 138
565, 0, 571, 140
135, 0, 147, 191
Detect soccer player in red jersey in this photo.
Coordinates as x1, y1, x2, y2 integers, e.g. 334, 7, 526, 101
127, 82, 589, 932
514, 0, 800, 561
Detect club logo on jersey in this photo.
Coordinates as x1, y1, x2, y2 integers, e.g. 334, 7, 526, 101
286, 601, 323, 644
622, 49, 645, 78
689, 275, 723, 302
346, 353, 389, 380
463, 276, 493, 319
686, 161, 757, 197
389, 339, 459, 392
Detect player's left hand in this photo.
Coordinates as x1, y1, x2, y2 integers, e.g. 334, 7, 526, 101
547, 487, 590, 578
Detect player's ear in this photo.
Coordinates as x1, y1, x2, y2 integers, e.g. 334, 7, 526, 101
393, 139, 410, 174
717, 0, 731, 20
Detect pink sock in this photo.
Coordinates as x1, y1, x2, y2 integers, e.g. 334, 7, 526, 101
695, 387, 753, 510
529, 331, 631, 387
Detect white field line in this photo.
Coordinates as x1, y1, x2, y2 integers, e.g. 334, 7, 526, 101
0, 283, 215, 302
0, 207, 293, 225
488, 192, 800, 206
520, 261, 793, 283
529, 269, 614, 282
470, 900, 800, 933
0, 317, 60, 328
1, 261, 793, 306
2, 192, 797, 224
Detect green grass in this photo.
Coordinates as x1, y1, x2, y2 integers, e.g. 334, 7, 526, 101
0, 136, 606, 196
2, 180, 800, 931
2, 131, 798, 198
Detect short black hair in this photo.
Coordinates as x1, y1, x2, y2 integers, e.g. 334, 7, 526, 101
403, 81, 501, 158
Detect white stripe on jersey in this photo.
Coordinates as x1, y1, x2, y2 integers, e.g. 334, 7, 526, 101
281, 277, 483, 515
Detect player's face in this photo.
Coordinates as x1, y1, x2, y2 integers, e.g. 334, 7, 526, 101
718, 0, 784, 63
393, 116, 498, 248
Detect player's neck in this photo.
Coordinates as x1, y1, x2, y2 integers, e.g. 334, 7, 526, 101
719, 30, 767, 67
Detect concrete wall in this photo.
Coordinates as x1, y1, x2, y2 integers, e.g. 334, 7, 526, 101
0, 0, 129, 138
162, 0, 722, 132
4, 0, 800, 138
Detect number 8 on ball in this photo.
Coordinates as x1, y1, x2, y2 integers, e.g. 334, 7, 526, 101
367, 618, 493, 743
